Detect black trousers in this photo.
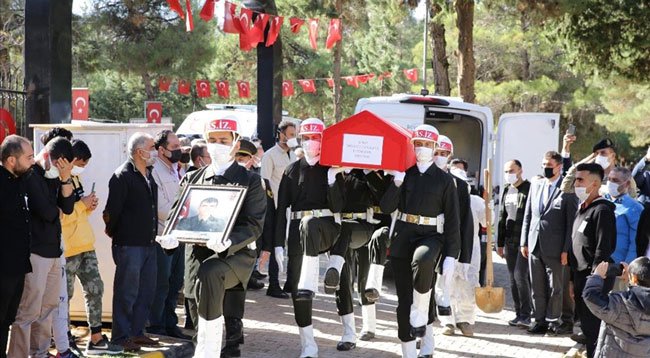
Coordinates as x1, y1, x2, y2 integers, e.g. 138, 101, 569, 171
530, 251, 564, 322
505, 242, 532, 320
268, 247, 281, 290
369, 226, 390, 265
195, 257, 247, 320
0, 274, 24, 358
286, 217, 342, 327
391, 234, 444, 342
336, 220, 374, 315
573, 268, 614, 358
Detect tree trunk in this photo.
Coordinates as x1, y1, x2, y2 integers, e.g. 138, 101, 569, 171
142, 73, 155, 100
430, 1, 450, 96
333, 0, 343, 122
455, 0, 475, 103
519, 9, 530, 81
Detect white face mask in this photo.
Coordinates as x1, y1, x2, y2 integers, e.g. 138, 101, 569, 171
144, 150, 157, 166
44, 159, 60, 179
606, 181, 621, 197
286, 137, 299, 148
71, 165, 85, 176
504, 173, 518, 185
434, 155, 448, 169
207, 142, 234, 167
575, 186, 590, 202
450, 167, 467, 180
301, 140, 321, 159
415, 147, 433, 163
594, 154, 611, 169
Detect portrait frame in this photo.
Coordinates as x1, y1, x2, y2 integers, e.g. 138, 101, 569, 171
162, 184, 248, 244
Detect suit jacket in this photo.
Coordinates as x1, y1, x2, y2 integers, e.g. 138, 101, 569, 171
637, 203, 650, 258
521, 176, 578, 259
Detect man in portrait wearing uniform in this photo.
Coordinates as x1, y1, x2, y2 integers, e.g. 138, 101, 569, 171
379, 125, 460, 358
274, 118, 346, 358
156, 118, 266, 358
176, 198, 226, 233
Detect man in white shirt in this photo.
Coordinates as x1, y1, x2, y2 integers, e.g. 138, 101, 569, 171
148, 130, 189, 339
261, 120, 298, 207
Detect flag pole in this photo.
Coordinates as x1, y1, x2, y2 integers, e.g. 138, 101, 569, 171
421, 0, 429, 96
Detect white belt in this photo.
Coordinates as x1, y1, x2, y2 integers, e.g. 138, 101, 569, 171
290, 209, 334, 220
397, 211, 445, 233
342, 212, 368, 220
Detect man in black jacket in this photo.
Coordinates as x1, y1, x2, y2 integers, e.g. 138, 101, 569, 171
571, 163, 617, 358
637, 203, 650, 259
103, 132, 159, 352
9, 137, 75, 358
0, 135, 34, 358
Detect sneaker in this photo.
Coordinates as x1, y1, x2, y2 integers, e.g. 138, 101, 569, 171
456, 322, 474, 337
571, 332, 587, 345
131, 335, 160, 346
516, 317, 531, 328
441, 324, 455, 336
507, 316, 520, 327
117, 339, 141, 352
56, 350, 79, 358
86, 336, 124, 355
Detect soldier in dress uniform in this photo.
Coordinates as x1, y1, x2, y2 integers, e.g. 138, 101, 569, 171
379, 125, 461, 358
156, 118, 266, 358
274, 118, 346, 358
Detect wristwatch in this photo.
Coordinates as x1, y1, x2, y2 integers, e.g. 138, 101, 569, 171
60, 178, 73, 185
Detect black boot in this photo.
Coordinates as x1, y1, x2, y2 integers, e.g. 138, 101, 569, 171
223, 317, 244, 350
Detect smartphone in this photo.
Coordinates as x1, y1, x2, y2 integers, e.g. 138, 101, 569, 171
566, 124, 576, 136
91, 182, 96, 194
606, 263, 624, 277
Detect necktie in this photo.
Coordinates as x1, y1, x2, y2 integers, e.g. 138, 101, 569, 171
540, 183, 552, 212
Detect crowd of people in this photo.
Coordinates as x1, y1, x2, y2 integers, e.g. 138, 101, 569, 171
0, 120, 649, 358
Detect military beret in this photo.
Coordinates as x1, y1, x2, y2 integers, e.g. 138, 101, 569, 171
237, 139, 257, 157
592, 138, 614, 152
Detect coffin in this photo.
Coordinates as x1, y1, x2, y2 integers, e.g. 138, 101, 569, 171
320, 110, 416, 171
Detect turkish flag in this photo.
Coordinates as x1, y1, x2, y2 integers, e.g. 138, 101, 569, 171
71, 88, 89, 120
216, 80, 230, 98
325, 19, 342, 49
219, 1, 240, 34
158, 77, 171, 92
378, 71, 393, 81
178, 79, 191, 95
248, 13, 270, 47
237, 81, 250, 98
357, 74, 370, 84
326, 78, 334, 88
289, 17, 304, 33
145, 101, 163, 123
282, 80, 294, 97
298, 79, 316, 94
307, 19, 319, 50
185, 0, 194, 32
166, 0, 185, 20
344, 76, 359, 88
238, 8, 254, 51
403, 68, 418, 83
196, 80, 211, 98
265, 16, 283, 46
200, 0, 217, 22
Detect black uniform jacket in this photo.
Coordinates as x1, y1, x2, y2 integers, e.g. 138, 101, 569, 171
26, 164, 75, 258
342, 169, 382, 213
274, 158, 345, 248
260, 178, 276, 251
168, 162, 266, 296
570, 197, 616, 272
0, 166, 32, 275
380, 164, 461, 259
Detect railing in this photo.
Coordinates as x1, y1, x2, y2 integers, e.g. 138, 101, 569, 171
0, 72, 27, 137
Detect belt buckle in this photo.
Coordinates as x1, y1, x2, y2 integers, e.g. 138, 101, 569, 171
407, 214, 418, 224
342, 213, 352, 219
313, 210, 322, 218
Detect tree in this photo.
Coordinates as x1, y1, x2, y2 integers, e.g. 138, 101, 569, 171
455, 0, 475, 103
430, 0, 451, 95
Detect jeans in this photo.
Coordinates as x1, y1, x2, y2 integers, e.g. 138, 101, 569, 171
505, 242, 532, 320
111, 245, 157, 343
149, 244, 184, 332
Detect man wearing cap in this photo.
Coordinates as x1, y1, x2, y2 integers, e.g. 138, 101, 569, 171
379, 124, 460, 358
275, 118, 346, 358
427, 135, 475, 340
155, 118, 266, 358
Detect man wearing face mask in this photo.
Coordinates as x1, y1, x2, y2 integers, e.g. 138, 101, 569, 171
496, 160, 533, 329
156, 118, 266, 358
189, 140, 211, 172
379, 125, 460, 358
9, 137, 75, 358
274, 118, 346, 358
261, 120, 298, 207
571, 163, 617, 358
605, 167, 643, 279
0, 135, 35, 358
520, 151, 578, 336
103, 132, 159, 351
427, 135, 474, 340
148, 130, 190, 339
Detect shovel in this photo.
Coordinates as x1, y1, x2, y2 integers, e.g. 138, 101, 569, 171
475, 160, 506, 313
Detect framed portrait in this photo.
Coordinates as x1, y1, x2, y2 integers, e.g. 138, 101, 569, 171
162, 184, 247, 244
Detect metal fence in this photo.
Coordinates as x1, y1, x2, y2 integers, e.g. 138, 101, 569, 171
0, 72, 27, 137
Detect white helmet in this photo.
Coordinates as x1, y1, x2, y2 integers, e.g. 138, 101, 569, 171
204, 117, 239, 140
411, 124, 439, 143
437, 135, 453, 153
299, 118, 325, 136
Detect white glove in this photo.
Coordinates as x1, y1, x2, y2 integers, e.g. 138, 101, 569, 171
207, 236, 232, 253
385, 170, 405, 186
328, 167, 346, 185
460, 262, 472, 280
156, 235, 179, 250
274, 246, 284, 273
442, 256, 456, 287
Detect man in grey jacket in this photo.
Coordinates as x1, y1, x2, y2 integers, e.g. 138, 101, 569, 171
583, 257, 650, 358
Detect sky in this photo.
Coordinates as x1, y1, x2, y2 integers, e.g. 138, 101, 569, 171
72, 0, 92, 16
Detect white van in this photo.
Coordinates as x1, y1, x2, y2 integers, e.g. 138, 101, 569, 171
354, 94, 561, 191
